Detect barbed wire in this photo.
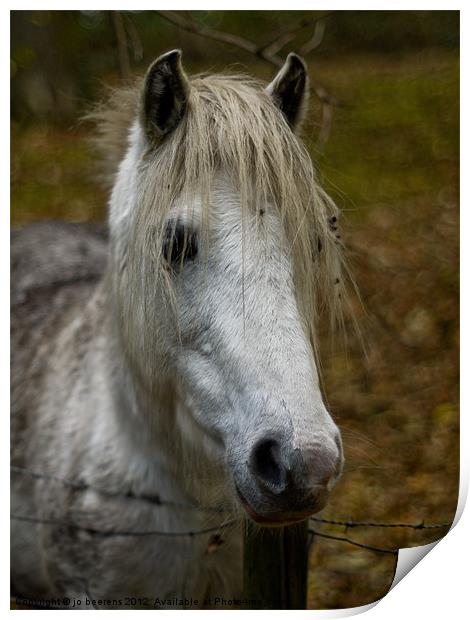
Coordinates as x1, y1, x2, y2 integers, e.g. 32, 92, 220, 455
10, 513, 238, 538
11, 464, 452, 554
308, 528, 398, 555
309, 516, 452, 531
10, 465, 225, 514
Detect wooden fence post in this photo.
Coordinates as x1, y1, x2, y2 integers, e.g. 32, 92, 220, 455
243, 520, 309, 609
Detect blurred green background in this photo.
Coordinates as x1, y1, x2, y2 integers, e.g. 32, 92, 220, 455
11, 10, 459, 610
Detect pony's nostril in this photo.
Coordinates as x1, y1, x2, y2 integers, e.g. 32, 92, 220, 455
250, 438, 284, 489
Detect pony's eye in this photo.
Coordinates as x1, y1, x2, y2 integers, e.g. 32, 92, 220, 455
163, 223, 198, 266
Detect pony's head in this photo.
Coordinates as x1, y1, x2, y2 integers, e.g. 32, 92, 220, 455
106, 50, 346, 525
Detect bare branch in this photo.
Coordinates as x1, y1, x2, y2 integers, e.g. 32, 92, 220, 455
299, 20, 326, 55
156, 10, 336, 86
260, 30, 298, 60
123, 13, 144, 63
110, 11, 131, 82
261, 11, 334, 56
157, 10, 259, 56
316, 102, 334, 153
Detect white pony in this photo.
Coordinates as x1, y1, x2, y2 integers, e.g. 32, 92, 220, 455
11, 50, 346, 607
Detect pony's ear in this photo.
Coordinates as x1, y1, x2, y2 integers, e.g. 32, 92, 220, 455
266, 53, 309, 131
140, 49, 189, 141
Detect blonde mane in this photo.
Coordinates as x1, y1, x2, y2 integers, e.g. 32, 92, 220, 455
90, 71, 349, 356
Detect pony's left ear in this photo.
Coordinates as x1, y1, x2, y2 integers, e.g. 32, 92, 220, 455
140, 49, 190, 142
266, 53, 309, 131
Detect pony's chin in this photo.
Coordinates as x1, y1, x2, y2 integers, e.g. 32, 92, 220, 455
234, 484, 316, 527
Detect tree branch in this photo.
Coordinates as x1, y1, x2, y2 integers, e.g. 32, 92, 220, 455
158, 10, 259, 57
259, 11, 334, 59
156, 10, 340, 106
299, 20, 326, 56
123, 12, 143, 63
110, 11, 131, 82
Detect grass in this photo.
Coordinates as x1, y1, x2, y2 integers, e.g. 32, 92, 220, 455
311, 49, 458, 215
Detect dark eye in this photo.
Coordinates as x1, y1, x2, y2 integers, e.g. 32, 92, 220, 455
163, 222, 198, 266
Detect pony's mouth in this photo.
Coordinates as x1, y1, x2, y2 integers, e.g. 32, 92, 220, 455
234, 483, 314, 527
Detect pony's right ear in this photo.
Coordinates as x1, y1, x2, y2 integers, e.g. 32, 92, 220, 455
266, 53, 308, 131
140, 49, 189, 141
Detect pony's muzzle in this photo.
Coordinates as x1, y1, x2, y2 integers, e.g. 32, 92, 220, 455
236, 433, 343, 525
